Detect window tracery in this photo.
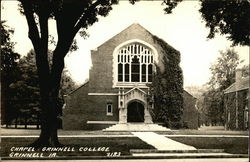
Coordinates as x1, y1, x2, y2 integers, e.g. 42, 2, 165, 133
117, 43, 154, 83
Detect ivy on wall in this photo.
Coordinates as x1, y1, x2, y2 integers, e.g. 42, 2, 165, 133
149, 36, 184, 128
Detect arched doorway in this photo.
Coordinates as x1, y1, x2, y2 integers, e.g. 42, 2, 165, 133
127, 101, 144, 122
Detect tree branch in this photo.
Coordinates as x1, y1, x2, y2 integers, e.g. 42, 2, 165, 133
20, 0, 40, 52
72, 0, 103, 36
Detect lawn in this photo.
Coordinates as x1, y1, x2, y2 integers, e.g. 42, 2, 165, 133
1, 127, 248, 159
1, 137, 154, 158
1, 136, 248, 160
169, 137, 248, 154
158, 129, 248, 135
1, 127, 248, 136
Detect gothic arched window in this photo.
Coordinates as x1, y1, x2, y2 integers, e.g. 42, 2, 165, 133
117, 43, 154, 83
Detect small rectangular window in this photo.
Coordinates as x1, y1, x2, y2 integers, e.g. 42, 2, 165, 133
107, 103, 113, 116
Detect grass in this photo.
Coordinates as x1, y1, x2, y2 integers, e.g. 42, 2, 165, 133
1, 127, 248, 136
169, 137, 248, 154
0, 128, 132, 135
158, 129, 248, 135
1, 137, 154, 158
1, 127, 248, 159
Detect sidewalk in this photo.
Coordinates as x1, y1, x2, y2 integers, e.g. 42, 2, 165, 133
132, 132, 196, 150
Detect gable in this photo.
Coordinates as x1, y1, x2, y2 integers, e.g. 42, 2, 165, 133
96, 23, 155, 50
93, 23, 178, 58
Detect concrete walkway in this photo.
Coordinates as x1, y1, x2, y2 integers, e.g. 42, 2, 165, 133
132, 132, 196, 151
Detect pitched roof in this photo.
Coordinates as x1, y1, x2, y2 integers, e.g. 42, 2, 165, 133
183, 90, 197, 100
67, 81, 89, 95
224, 76, 249, 94
95, 23, 153, 49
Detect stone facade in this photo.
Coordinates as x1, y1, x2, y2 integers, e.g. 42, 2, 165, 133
224, 70, 249, 130
63, 24, 198, 130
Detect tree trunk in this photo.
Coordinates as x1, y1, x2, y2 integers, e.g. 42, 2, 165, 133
21, 0, 75, 147
30, 41, 72, 148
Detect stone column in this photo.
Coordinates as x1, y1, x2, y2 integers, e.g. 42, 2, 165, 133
118, 88, 126, 123
144, 103, 153, 124
235, 69, 242, 129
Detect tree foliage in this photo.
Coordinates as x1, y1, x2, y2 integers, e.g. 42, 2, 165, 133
8, 50, 77, 127
199, 0, 250, 46
241, 64, 250, 77
149, 36, 183, 129
202, 49, 241, 125
159, 0, 250, 46
9, 50, 40, 127
1, 21, 20, 125
202, 89, 224, 125
208, 49, 241, 90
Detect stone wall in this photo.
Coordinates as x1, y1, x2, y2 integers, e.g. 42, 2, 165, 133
224, 89, 248, 130
182, 91, 198, 129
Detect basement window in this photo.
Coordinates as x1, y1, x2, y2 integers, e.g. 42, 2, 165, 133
106, 103, 113, 116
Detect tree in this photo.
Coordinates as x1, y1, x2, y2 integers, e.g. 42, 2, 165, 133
199, 0, 250, 46
9, 49, 77, 129
208, 49, 241, 90
160, 0, 250, 46
184, 85, 208, 126
202, 49, 241, 125
241, 64, 249, 77
60, 69, 78, 98
202, 89, 224, 125
9, 50, 40, 128
1, 21, 20, 126
18, 0, 119, 146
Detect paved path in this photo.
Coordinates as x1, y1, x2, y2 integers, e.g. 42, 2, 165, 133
132, 132, 196, 150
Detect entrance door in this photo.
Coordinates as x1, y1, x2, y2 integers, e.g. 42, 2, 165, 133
127, 101, 144, 122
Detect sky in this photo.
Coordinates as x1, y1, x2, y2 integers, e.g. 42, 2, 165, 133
1, 1, 249, 87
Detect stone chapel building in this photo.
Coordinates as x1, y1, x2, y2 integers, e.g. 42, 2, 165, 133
63, 24, 198, 130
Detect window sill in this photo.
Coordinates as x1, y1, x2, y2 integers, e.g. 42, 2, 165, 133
113, 82, 151, 88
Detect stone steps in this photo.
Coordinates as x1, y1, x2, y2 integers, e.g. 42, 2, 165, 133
130, 149, 248, 158
130, 149, 225, 153
131, 152, 248, 158
103, 123, 170, 132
